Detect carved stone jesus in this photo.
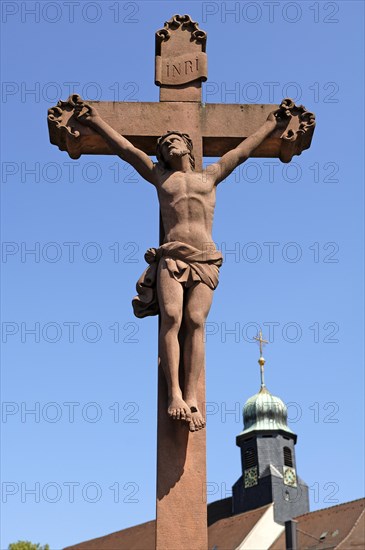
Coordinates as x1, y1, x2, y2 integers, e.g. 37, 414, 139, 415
74, 101, 289, 431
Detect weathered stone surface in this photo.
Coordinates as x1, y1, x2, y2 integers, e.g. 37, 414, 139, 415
155, 14, 207, 102
156, 366, 207, 550
48, 97, 314, 164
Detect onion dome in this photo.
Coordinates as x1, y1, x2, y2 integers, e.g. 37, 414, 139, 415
241, 384, 295, 436
238, 332, 295, 439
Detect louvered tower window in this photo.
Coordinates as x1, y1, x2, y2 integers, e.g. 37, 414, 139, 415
283, 446, 293, 467
244, 447, 256, 469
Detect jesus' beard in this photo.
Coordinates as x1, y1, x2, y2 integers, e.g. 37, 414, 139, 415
169, 148, 189, 158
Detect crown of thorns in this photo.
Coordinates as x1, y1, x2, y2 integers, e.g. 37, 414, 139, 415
156, 131, 195, 170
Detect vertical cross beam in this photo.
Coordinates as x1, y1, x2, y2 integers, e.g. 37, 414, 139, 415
155, 15, 208, 550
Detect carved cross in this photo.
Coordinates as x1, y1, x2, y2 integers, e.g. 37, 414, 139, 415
48, 14, 315, 550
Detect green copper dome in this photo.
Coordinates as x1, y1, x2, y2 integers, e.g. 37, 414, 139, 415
239, 385, 295, 437
238, 333, 296, 439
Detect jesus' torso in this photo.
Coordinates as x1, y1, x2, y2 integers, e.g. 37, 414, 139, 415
155, 170, 216, 251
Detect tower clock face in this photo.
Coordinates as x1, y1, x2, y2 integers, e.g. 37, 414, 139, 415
244, 466, 258, 488
283, 466, 297, 487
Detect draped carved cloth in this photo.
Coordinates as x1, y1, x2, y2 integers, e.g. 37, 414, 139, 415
132, 241, 223, 318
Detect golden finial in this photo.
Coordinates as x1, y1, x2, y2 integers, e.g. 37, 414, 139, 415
254, 330, 268, 387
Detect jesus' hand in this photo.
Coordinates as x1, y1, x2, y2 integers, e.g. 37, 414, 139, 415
74, 101, 100, 127
267, 107, 292, 130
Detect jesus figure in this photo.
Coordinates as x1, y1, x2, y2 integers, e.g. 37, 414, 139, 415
74, 100, 289, 432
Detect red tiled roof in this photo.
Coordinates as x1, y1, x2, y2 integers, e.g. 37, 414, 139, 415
270, 498, 365, 550
336, 508, 365, 549
64, 505, 271, 550
64, 499, 365, 550
208, 503, 272, 549
64, 520, 155, 550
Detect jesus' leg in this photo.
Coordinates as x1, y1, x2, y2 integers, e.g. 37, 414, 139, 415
183, 283, 214, 432
157, 260, 191, 422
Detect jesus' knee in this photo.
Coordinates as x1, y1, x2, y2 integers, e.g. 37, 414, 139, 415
184, 310, 206, 333
160, 307, 182, 334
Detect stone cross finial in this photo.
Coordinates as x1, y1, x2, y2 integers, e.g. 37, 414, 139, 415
155, 14, 207, 102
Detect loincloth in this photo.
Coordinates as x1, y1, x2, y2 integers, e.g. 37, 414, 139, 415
132, 241, 223, 318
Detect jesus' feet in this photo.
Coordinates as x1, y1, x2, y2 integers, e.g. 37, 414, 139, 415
187, 405, 206, 432
167, 396, 191, 422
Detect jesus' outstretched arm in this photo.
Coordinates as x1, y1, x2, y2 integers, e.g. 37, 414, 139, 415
74, 102, 157, 185
206, 108, 291, 186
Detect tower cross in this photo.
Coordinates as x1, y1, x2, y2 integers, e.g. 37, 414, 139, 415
47, 14, 315, 550
254, 331, 269, 388
254, 330, 269, 358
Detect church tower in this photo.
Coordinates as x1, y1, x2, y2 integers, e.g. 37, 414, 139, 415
232, 332, 309, 524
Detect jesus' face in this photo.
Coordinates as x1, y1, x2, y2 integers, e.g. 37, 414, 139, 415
160, 134, 190, 163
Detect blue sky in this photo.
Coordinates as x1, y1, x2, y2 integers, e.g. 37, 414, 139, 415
1, 1, 364, 548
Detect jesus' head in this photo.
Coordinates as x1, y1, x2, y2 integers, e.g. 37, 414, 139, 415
156, 131, 195, 171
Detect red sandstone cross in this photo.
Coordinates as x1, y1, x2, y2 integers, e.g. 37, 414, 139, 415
48, 14, 315, 550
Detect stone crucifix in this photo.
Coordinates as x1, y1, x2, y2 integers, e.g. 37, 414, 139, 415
48, 14, 315, 550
